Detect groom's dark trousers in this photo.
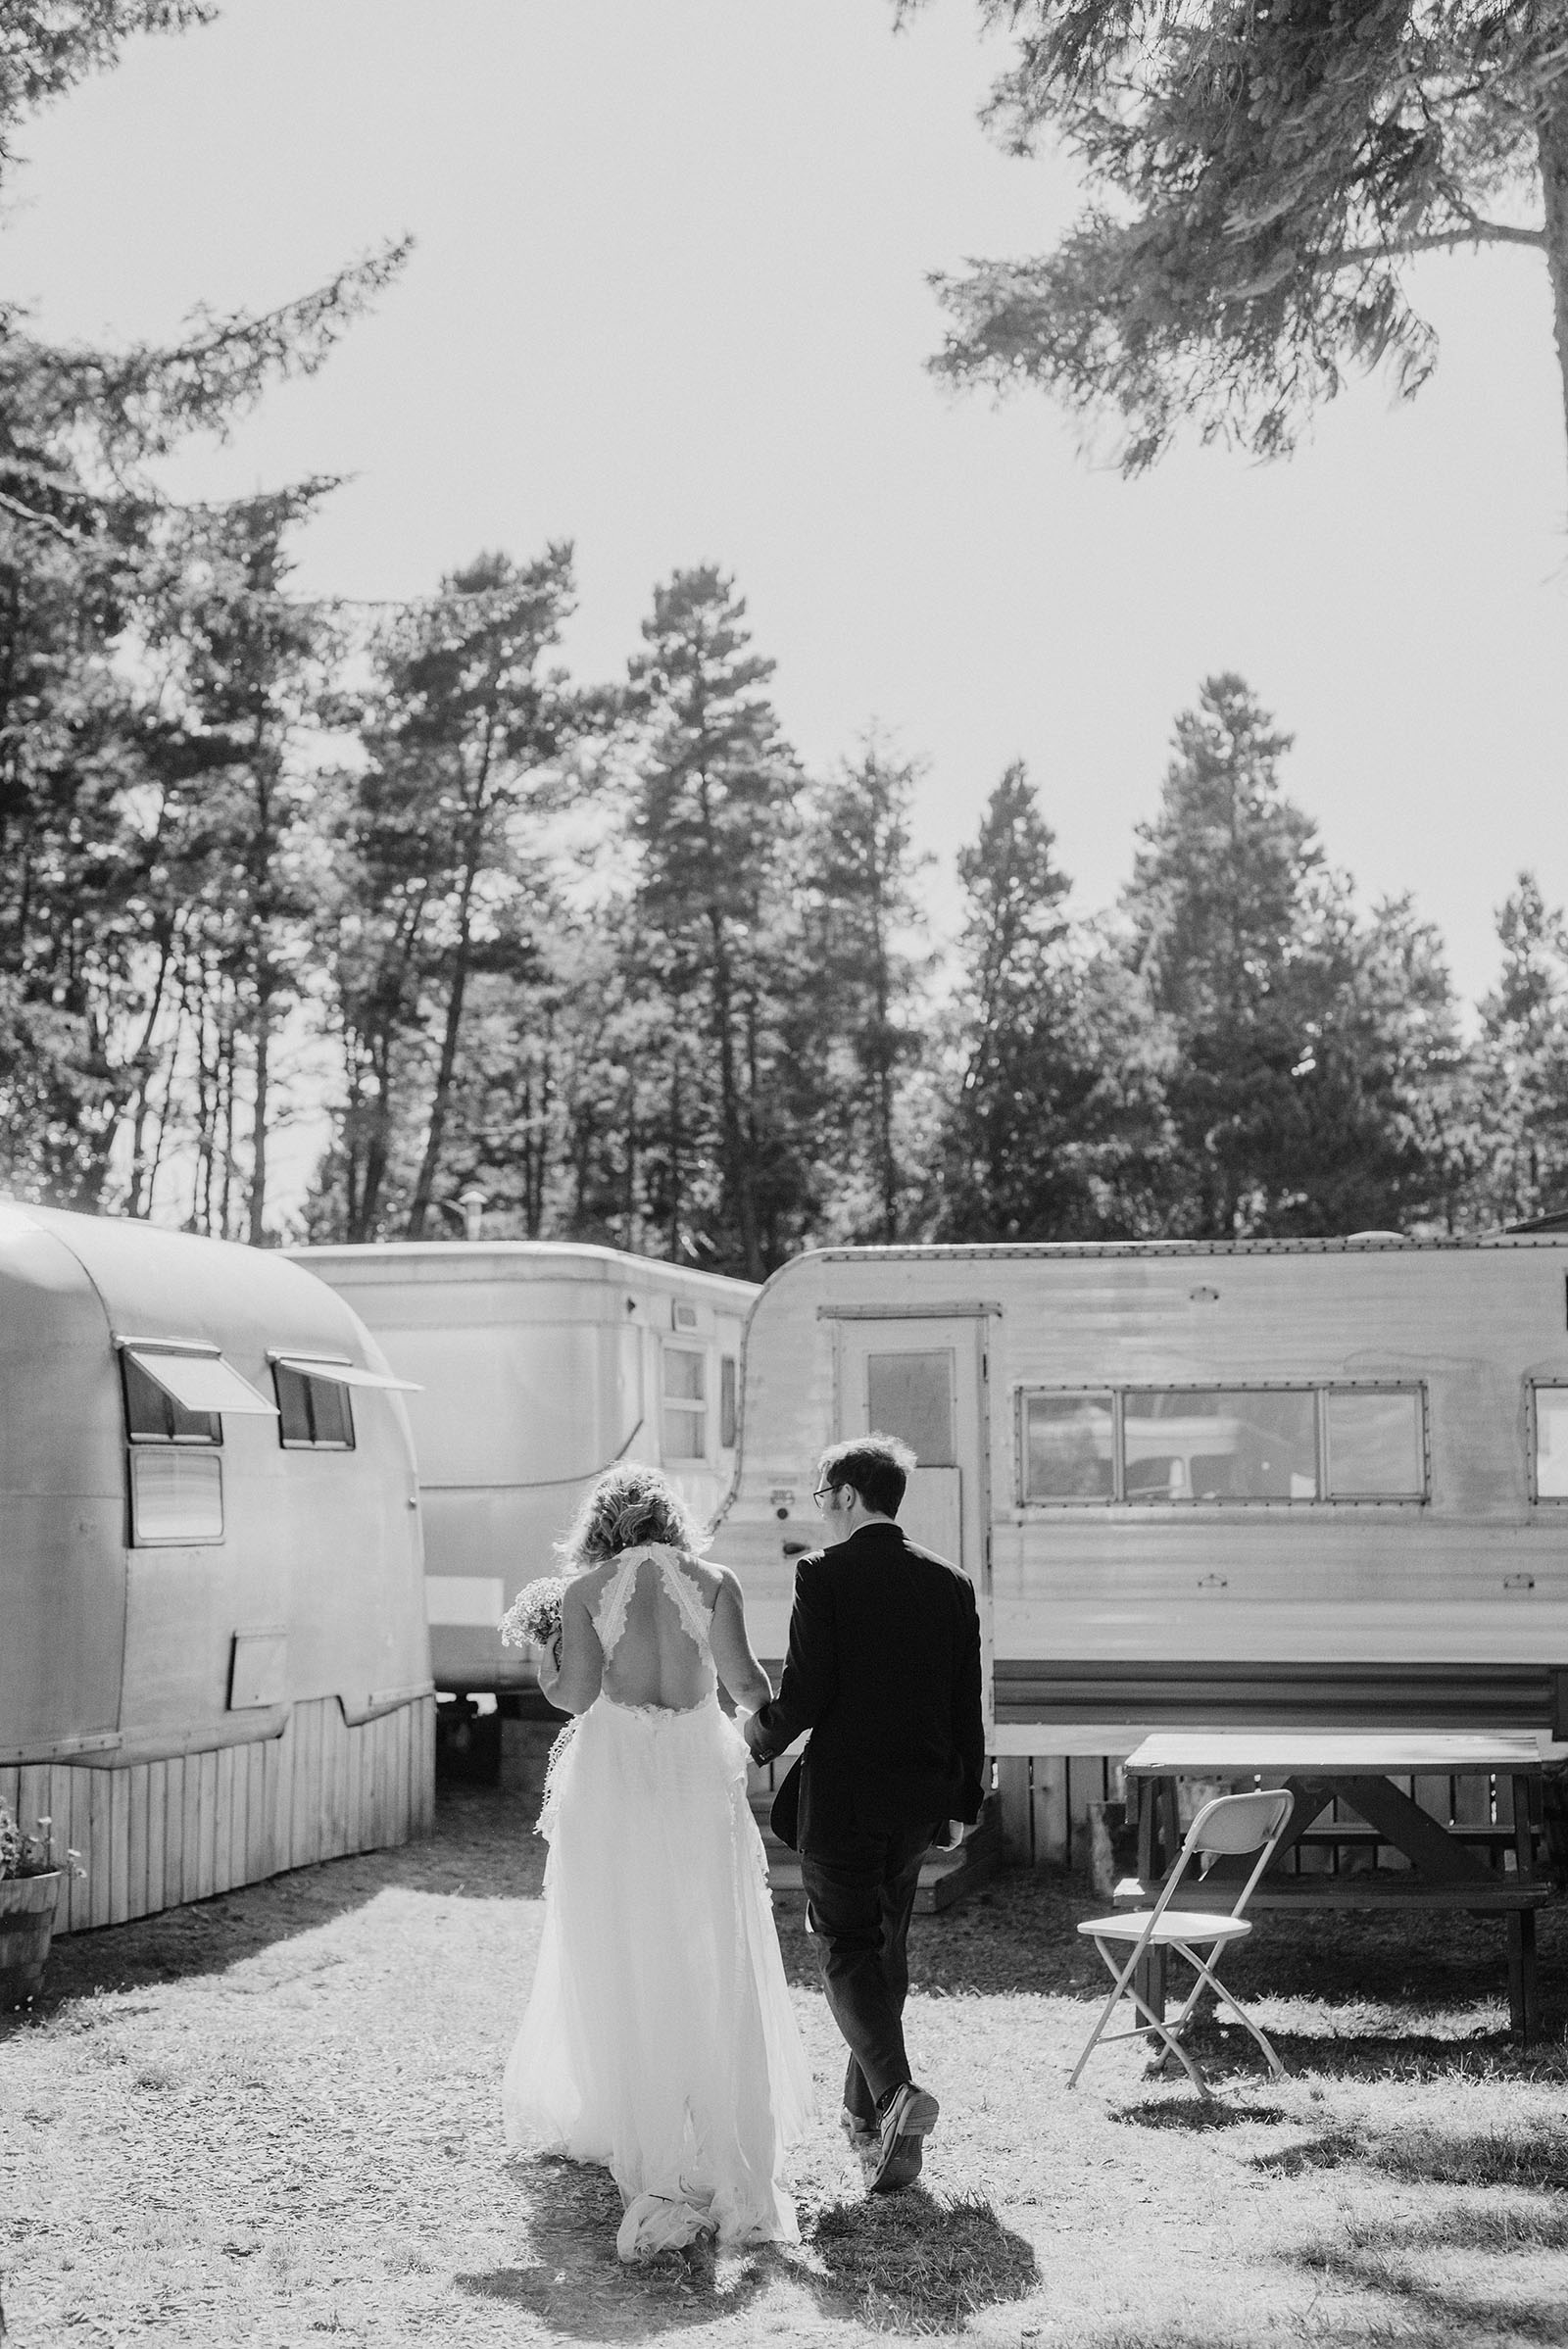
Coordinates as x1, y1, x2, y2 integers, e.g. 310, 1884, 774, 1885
747, 1521, 985, 2129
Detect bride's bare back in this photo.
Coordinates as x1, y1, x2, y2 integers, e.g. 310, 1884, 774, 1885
546, 1544, 772, 1717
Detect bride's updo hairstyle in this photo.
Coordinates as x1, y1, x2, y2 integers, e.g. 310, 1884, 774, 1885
558, 1461, 710, 1570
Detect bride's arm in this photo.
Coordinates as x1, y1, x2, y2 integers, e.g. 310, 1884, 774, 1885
710, 1570, 772, 1716
535, 1577, 603, 1716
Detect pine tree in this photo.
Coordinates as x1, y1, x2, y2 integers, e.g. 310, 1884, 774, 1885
910, 0, 1568, 476
141, 487, 339, 1241
1476, 873, 1568, 1226
627, 566, 803, 1278
799, 743, 930, 1243
936, 761, 1168, 1240
1125, 676, 1321, 1236
1125, 675, 1469, 1237
0, 4, 409, 1216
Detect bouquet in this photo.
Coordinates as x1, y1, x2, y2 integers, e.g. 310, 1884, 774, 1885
499, 1576, 567, 1652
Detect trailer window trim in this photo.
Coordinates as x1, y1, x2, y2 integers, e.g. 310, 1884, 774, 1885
121, 1349, 222, 1447
662, 1346, 708, 1460
272, 1361, 356, 1451
1528, 1383, 1568, 1502
1016, 1381, 1430, 1506
127, 1445, 225, 1545
118, 1339, 277, 1435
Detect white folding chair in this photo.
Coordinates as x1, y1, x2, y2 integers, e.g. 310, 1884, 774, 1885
1068, 1787, 1295, 2096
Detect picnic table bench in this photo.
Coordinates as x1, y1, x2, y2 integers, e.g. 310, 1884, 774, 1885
1117, 1731, 1552, 2042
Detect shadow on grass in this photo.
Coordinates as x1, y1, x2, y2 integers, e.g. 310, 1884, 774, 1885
807, 2184, 1039, 2333
462, 2161, 1039, 2341
458, 2154, 777, 2342
1110, 2095, 1293, 2130
0, 1785, 548, 2026
1285, 2233, 1568, 2344
1255, 2118, 1568, 2192
1090, 2007, 1568, 2097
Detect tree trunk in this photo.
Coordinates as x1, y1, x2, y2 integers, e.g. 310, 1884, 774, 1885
867, 875, 898, 1244
248, 962, 270, 1246
696, 773, 762, 1281
407, 718, 496, 1240
125, 932, 173, 1217
1539, 89, 1568, 468
354, 1031, 396, 1242
668, 1055, 683, 1261
405, 899, 472, 1239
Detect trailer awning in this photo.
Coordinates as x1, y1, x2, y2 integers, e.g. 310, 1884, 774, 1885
123, 1347, 277, 1415
270, 1353, 422, 1393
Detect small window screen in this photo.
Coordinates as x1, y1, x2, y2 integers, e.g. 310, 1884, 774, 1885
1023, 1393, 1114, 1499
1535, 1386, 1568, 1499
274, 1365, 355, 1449
1124, 1389, 1317, 1502
122, 1352, 220, 1444
1326, 1388, 1425, 1497
130, 1447, 223, 1543
719, 1354, 737, 1450
865, 1351, 955, 1466
662, 1348, 707, 1459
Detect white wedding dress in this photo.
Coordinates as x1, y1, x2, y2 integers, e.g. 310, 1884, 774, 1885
503, 1543, 813, 2260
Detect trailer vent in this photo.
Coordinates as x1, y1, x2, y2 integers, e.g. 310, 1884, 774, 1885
671, 1300, 699, 1332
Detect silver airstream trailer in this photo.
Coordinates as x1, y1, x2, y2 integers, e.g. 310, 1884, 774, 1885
286, 1243, 757, 1690
0, 1201, 433, 1933
716, 1237, 1568, 1856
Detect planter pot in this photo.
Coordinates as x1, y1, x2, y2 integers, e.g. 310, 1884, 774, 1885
0, 1871, 62, 2009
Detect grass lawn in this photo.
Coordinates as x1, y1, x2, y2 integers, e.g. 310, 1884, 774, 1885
3, 1783, 1567, 2347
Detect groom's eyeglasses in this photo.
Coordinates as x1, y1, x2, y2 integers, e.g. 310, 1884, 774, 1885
811, 1484, 839, 1511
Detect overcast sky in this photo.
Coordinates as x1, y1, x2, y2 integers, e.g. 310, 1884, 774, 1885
7, 0, 1566, 1009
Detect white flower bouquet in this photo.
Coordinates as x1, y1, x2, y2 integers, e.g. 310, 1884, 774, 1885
499, 1576, 567, 1652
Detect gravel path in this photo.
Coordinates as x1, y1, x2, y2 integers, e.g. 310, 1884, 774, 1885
2, 1786, 1566, 2346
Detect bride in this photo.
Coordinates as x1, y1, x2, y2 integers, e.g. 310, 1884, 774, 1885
502, 1463, 813, 2261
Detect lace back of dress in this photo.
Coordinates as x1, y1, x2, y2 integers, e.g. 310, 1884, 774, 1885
591, 1543, 715, 1705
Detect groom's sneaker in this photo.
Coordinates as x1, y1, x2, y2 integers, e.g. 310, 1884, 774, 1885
867, 2081, 940, 2195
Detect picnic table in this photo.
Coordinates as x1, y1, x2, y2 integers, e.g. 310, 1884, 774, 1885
1118, 1730, 1551, 2042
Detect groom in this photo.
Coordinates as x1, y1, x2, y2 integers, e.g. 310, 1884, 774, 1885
744, 1434, 985, 2194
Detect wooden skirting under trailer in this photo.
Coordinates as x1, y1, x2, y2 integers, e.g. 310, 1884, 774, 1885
1, 1694, 435, 1934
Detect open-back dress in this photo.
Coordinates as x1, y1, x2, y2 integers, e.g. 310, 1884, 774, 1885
502, 1542, 813, 2259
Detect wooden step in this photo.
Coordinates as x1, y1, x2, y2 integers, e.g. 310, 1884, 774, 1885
752, 1795, 1004, 1914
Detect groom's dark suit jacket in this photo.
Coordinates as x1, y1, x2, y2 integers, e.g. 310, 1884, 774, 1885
747, 1521, 986, 1854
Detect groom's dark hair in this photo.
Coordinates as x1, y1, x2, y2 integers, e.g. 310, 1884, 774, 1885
818, 1433, 917, 1519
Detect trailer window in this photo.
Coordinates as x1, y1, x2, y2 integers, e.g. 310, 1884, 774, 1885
122, 1351, 220, 1444
1533, 1385, 1568, 1499
274, 1363, 355, 1450
1016, 1383, 1430, 1505
1125, 1389, 1317, 1501
866, 1351, 955, 1466
1325, 1388, 1425, 1497
129, 1448, 223, 1543
663, 1348, 707, 1458
719, 1354, 738, 1450
1023, 1394, 1114, 1500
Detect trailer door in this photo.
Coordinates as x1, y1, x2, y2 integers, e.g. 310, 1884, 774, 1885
832, 1311, 994, 1739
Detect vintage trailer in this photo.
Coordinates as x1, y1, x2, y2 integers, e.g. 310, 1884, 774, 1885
716, 1238, 1568, 1850
0, 1201, 433, 1934
287, 1243, 757, 1690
